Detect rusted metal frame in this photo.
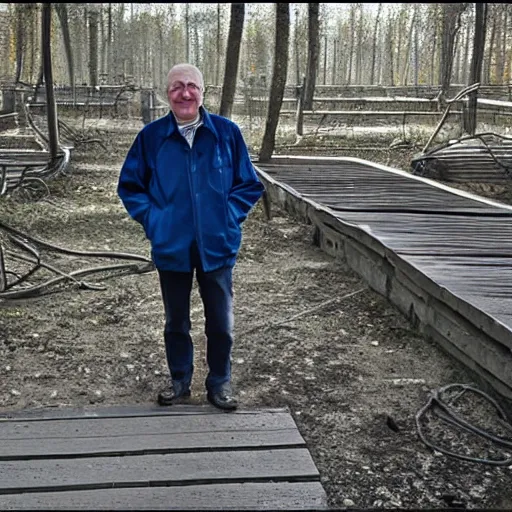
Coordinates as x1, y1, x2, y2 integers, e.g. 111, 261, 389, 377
424, 131, 512, 158
8, 164, 48, 194
419, 132, 512, 178
472, 134, 512, 176
422, 83, 481, 154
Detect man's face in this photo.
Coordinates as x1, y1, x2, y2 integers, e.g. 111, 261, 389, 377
167, 67, 203, 123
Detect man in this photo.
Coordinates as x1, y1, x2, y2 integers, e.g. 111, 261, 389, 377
117, 63, 264, 411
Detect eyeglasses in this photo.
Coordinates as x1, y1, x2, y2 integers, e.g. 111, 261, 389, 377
170, 82, 202, 93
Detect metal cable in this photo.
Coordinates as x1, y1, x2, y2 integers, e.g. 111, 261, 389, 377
416, 383, 512, 465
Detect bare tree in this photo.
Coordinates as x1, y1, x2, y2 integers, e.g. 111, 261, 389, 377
185, 4, 190, 62
347, 5, 356, 84
401, 6, 416, 85
429, 4, 440, 85
462, 13, 471, 83
215, 4, 222, 85
484, 4, 496, 84
370, 3, 382, 85
413, 4, 419, 85
465, 2, 487, 135
107, 3, 113, 81
322, 34, 327, 85
385, 15, 394, 86
303, 3, 319, 110
42, 3, 59, 160
219, 3, 244, 118
259, 3, 290, 162
355, 4, 364, 84
55, 4, 74, 90
494, 4, 507, 83
294, 7, 301, 85
88, 6, 99, 86
14, 4, 25, 83
438, 3, 468, 101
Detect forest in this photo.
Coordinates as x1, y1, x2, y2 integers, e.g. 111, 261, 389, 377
0, 3, 509, 94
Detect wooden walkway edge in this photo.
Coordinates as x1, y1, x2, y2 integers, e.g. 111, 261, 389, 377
0, 405, 328, 510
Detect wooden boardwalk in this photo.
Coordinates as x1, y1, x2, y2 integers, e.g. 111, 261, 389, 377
256, 155, 512, 404
0, 405, 327, 510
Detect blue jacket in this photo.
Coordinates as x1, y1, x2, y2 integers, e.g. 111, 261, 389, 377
117, 107, 265, 272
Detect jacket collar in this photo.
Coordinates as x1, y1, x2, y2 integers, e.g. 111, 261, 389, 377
166, 106, 219, 142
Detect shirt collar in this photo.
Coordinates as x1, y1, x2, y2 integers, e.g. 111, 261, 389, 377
166, 106, 219, 141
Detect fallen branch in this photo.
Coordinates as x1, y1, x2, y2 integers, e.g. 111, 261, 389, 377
0, 262, 153, 300
239, 287, 366, 337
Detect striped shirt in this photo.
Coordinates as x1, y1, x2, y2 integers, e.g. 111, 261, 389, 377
177, 114, 203, 148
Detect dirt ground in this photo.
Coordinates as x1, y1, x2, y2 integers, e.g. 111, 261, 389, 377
1, 118, 512, 510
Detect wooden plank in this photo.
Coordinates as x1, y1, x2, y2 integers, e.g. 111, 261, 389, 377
0, 429, 304, 459
0, 404, 289, 421
256, 162, 512, 215
0, 412, 297, 439
0, 449, 319, 493
329, 211, 512, 255
0, 482, 328, 510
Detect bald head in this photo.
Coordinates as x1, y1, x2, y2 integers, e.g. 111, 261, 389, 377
167, 64, 204, 92
166, 63, 204, 123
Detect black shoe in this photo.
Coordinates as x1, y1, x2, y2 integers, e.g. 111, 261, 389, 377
157, 380, 191, 406
207, 384, 238, 411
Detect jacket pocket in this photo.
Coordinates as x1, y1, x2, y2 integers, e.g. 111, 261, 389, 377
144, 205, 172, 249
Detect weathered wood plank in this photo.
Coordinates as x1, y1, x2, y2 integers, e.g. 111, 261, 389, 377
0, 449, 319, 493
330, 211, 512, 255
0, 429, 304, 459
0, 482, 328, 510
0, 412, 297, 440
0, 404, 289, 421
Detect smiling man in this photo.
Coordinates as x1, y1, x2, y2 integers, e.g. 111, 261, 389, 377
117, 63, 264, 411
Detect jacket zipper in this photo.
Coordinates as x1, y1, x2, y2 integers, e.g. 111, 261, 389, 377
187, 144, 206, 270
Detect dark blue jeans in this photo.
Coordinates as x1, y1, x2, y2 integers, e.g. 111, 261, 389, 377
157, 247, 234, 393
